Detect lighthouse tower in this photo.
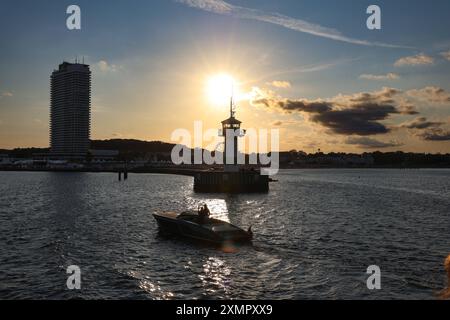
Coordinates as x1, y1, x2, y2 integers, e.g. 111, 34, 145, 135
193, 90, 268, 193
220, 96, 245, 172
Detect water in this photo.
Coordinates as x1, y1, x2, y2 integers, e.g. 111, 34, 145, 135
0, 169, 449, 300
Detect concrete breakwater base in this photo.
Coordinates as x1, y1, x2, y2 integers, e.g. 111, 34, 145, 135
193, 171, 269, 193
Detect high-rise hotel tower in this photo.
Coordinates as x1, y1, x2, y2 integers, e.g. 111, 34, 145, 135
50, 62, 91, 159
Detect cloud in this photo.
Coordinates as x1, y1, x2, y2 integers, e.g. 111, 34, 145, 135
267, 80, 291, 89
250, 86, 450, 140
250, 87, 418, 136
400, 116, 450, 141
252, 58, 356, 84
271, 120, 283, 127
97, 60, 119, 72
441, 51, 450, 61
397, 104, 419, 115
345, 137, 402, 149
177, 0, 409, 48
418, 128, 450, 141
401, 117, 443, 130
271, 120, 299, 127
281, 100, 333, 113
342, 87, 402, 104
406, 86, 450, 104
394, 54, 434, 67
180, 0, 232, 13
359, 73, 400, 81
309, 104, 398, 136
0, 91, 13, 98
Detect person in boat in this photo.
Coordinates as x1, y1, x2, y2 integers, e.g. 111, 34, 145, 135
198, 204, 210, 223
247, 226, 253, 239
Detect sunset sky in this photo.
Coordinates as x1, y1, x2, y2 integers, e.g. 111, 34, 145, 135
1, 0, 450, 153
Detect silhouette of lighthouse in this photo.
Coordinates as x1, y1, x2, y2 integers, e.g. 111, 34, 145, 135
194, 84, 268, 193
220, 94, 246, 172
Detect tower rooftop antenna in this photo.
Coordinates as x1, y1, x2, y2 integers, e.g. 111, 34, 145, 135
230, 81, 236, 118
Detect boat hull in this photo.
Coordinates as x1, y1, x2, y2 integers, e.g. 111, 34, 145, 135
153, 212, 252, 244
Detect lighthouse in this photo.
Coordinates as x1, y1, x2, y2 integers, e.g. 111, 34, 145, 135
193, 88, 269, 193
220, 96, 245, 172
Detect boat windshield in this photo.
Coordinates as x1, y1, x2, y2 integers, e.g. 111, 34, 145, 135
177, 211, 198, 220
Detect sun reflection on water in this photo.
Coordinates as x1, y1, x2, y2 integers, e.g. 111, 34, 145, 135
199, 257, 232, 297
127, 270, 175, 300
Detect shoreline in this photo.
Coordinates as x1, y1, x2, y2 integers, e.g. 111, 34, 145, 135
1, 166, 450, 175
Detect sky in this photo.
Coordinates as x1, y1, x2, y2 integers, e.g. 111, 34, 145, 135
0, 0, 450, 153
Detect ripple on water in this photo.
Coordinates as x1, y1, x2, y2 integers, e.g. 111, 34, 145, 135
0, 170, 449, 299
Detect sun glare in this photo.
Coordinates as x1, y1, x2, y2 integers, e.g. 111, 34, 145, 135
206, 74, 238, 107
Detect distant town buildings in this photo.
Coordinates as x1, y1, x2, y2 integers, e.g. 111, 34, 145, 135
279, 151, 375, 167
50, 62, 91, 159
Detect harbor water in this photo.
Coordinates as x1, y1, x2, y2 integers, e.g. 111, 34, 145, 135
0, 169, 449, 299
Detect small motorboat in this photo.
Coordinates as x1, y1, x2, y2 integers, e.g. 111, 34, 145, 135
153, 206, 253, 244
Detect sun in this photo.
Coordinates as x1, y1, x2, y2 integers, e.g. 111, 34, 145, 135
206, 74, 238, 107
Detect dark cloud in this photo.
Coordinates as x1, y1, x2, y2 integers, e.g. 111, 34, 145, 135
280, 100, 332, 113
251, 97, 332, 114
311, 103, 401, 135
250, 87, 415, 136
398, 105, 420, 115
418, 128, 450, 141
271, 120, 300, 127
271, 120, 283, 126
345, 137, 403, 149
401, 117, 443, 129
400, 117, 450, 141
250, 86, 450, 144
